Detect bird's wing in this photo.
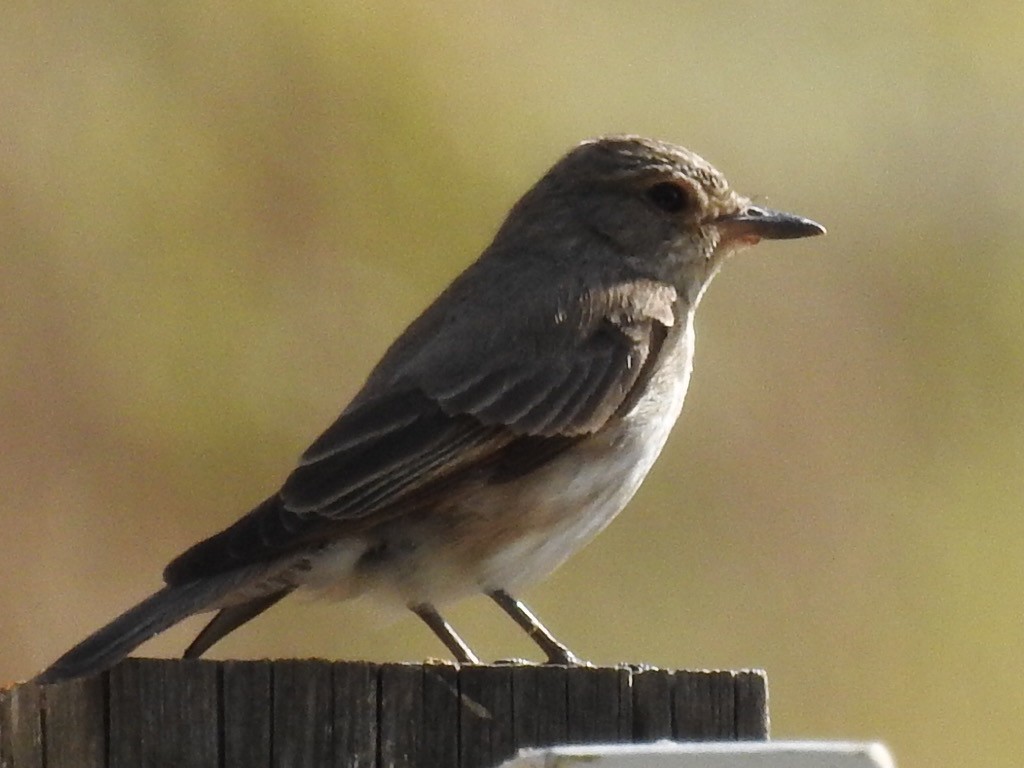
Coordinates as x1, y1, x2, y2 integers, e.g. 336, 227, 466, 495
416, 296, 672, 438
283, 278, 678, 514
164, 279, 677, 583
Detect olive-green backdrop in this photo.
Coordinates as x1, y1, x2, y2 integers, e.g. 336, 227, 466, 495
3, 4, 1022, 766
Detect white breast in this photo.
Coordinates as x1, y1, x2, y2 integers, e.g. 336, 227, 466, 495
478, 312, 696, 591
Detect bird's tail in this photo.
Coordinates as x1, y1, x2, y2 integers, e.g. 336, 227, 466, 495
34, 577, 240, 685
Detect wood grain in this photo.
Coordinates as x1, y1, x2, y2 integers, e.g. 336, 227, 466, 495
0, 660, 767, 768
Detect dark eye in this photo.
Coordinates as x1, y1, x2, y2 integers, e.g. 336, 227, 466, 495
646, 182, 693, 214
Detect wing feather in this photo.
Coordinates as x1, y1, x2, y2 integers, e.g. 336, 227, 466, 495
164, 279, 678, 582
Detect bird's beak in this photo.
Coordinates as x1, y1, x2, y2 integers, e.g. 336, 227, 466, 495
715, 204, 826, 245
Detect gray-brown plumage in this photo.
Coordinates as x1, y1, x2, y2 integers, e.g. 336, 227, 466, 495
36, 136, 823, 683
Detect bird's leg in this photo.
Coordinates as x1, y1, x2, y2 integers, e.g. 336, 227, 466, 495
410, 603, 481, 664
488, 589, 583, 665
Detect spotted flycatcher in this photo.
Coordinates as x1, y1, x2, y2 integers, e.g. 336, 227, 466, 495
37, 136, 824, 683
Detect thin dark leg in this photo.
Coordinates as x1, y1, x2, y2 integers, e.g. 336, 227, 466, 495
184, 588, 293, 659
411, 603, 481, 664
488, 589, 582, 665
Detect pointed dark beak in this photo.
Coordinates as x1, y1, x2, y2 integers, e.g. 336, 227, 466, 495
716, 204, 826, 242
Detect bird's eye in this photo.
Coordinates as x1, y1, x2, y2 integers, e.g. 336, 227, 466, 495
646, 182, 693, 214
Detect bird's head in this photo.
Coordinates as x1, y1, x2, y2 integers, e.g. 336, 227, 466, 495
501, 135, 825, 305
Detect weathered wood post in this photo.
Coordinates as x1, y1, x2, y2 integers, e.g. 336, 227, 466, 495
1, 659, 767, 768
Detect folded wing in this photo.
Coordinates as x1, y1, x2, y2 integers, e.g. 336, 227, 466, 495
164, 280, 677, 584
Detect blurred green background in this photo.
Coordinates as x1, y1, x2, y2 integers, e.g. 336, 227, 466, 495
3, 2, 1023, 765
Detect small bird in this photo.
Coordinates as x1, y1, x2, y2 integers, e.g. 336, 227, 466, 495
36, 136, 824, 684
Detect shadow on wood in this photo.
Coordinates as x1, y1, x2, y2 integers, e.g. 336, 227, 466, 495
0, 659, 767, 768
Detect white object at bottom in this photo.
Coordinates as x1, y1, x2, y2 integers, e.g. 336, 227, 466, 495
496, 740, 895, 768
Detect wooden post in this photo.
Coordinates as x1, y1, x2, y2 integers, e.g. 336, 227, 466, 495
0, 660, 767, 768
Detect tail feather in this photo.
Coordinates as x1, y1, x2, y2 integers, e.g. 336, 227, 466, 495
34, 577, 240, 685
